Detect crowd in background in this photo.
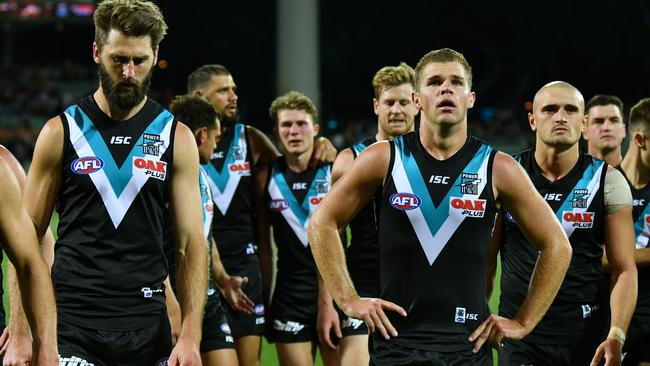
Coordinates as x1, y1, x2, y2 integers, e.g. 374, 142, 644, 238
0, 64, 535, 169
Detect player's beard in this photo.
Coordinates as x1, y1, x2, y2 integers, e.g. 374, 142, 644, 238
220, 111, 240, 129
98, 62, 153, 110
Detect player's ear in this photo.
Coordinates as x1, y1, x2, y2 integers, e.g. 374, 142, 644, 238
373, 98, 380, 116
634, 132, 646, 149
313, 123, 320, 135
413, 91, 422, 110
467, 91, 476, 109
92, 42, 101, 64
196, 127, 207, 145
528, 112, 537, 132
152, 46, 159, 66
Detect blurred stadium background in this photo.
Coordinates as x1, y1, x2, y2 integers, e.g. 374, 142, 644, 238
0, 0, 647, 364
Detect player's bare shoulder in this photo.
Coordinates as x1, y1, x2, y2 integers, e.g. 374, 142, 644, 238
332, 148, 354, 184
491, 151, 531, 205
347, 140, 391, 185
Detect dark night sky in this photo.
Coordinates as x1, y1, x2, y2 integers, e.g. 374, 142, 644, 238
7, 0, 650, 133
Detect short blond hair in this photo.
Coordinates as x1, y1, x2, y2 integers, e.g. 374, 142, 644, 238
414, 48, 472, 89
269, 91, 318, 125
372, 62, 415, 99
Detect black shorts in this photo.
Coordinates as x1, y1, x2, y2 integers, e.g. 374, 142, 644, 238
339, 313, 368, 337
370, 337, 492, 366
222, 260, 265, 338
499, 336, 602, 366
622, 315, 650, 365
267, 316, 318, 343
201, 296, 235, 353
58, 314, 172, 366
337, 287, 372, 337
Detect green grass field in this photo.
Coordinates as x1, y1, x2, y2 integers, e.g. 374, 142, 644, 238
2, 214, 502, 365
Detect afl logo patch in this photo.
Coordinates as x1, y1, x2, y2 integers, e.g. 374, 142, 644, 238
71, 156, 104, 174
269, 199, 289, 212
390, 192, 421, 210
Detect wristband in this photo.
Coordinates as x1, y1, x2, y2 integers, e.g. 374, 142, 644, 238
607, 326, 626, 346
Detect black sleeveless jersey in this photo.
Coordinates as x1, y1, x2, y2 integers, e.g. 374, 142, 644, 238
347, 136, 380, 296
620, 169, 650, 325
202, 123, 256, 272
56, 96, 176, 330
377, 133, 496, 351
164, 166, 220, 307
499, 149, 607, 344
265, 158, 331, 318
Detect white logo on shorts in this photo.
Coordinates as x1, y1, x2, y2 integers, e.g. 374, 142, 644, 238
59, 356, 95, 366
273, 320, 305, 334
342, 317, 364, 329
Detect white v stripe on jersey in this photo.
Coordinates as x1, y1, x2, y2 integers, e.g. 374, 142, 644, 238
208, 129, 248, 215
65, 112, 174, 228
199, 167, 214, 240
267, 177, 309, 247
561, 163, 604, 238
392, 147, 490, 265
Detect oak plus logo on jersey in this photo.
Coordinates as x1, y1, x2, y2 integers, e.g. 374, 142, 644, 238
561, 211, 595, 229
133, 157, 167, 181
228, 162, 251, 176
269, 199, 290, 212
454, 307, 478, 324
449, 197, 486, 218
390, 192, 421, 210
71, 156, 104, 175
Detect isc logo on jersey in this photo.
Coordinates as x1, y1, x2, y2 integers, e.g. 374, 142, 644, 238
390, 192, 421, 210
71, 156, 104, 174
449, 197, 486, 218
561, 211, 595, 228
133, 157, 167, 181
269, 199, 289, 212
229, 162, 251, 176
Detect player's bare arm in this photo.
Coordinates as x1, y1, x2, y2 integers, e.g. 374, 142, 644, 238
169, 122, 208, 366
210, 237, 254, 314
331, 148, 354, 185
470, 152, 572, 352
0, 155, 58, 365
253, 163, 275, 306
591, 167, 637, 366
164, 276, 181, 344
0, 145, 56, 366
315, 147, 353, 349
308, 141, 406, 341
